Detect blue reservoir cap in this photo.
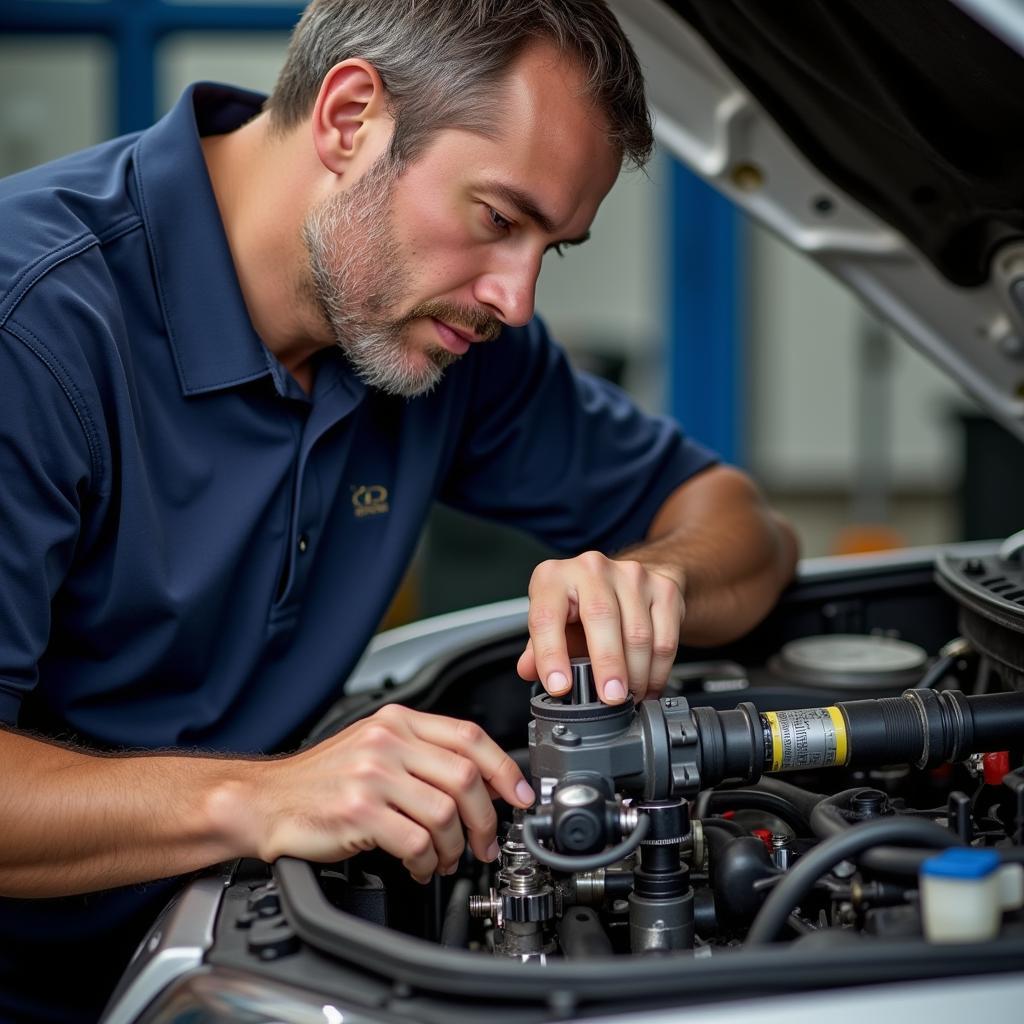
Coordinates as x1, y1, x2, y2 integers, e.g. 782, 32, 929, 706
921, 848, 1000, 880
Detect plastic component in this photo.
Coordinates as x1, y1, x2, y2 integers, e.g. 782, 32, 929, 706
998, 863, 1024, 911
984, 750, 1011, 786
922, 848, 1000, 879
522, 811, 650, 873
921, 849, 1002, 943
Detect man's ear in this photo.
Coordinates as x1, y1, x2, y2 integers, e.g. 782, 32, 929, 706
311, 59, 391, 175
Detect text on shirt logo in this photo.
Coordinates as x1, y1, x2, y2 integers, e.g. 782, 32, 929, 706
351, 484, 390, 518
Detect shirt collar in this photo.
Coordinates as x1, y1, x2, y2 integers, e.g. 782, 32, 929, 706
134, 82, 278, 396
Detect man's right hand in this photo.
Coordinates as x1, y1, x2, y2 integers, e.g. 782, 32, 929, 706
236, 704, 535, 883
0, 705, 530, 898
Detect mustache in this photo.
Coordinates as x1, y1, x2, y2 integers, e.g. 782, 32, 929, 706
402, 299, 503, 343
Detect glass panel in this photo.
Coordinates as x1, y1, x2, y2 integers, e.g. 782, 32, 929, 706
537, 149, 669, 414
157, 31, 290, 114
0, 35, 112, 175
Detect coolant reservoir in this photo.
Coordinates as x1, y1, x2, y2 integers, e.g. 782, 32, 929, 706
920, 848, 1002, 943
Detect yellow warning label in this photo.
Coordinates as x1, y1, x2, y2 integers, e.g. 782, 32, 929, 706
826, 705, 849, 766
763, 707, 847, 772
765, 711, 784, 772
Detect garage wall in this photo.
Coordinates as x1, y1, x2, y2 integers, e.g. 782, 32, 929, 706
747, 224, 972, 494
0, 36, 112, 177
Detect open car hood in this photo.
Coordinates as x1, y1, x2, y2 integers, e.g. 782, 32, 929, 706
609, 0, 1024, 442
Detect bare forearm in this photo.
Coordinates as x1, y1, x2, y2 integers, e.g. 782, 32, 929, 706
0, 704, 532, 898
0, 728, 257, 897
627, 466, 799, 646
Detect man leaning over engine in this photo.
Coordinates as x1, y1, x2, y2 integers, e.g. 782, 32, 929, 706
0, 1, 797, 1019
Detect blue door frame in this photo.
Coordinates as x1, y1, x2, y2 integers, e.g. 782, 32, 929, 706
667, 158, 743, 466
0, 1, 303, 133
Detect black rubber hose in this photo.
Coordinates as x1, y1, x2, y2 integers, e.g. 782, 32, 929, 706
701, 823, 743, 872
700, 816, 745, 838
746, 815, 963, 945
693, 789, 714, 820
913, 653, 956, 689
699, 790, 812, 836
751, 776, 828, 822
810, 790, 956, 875
696, 777, 826, 828
522, 813, 650, 872
440, 878, 474, 948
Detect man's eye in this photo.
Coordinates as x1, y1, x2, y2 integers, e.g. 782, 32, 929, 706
488, 206, 512, 231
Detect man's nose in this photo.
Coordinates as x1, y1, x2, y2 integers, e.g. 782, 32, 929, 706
473, 255, 540, 328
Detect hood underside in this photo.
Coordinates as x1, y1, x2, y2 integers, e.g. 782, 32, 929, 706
672, 0, 1024, 288
612, 0, 1024, 440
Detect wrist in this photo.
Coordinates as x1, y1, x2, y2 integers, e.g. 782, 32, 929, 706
201, 759, 268, 862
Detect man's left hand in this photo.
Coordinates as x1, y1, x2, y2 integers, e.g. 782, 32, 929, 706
516, 552, 684, 704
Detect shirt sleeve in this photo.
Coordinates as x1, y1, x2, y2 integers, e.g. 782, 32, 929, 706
0, 321, 93, 724
438, 316, 718, 555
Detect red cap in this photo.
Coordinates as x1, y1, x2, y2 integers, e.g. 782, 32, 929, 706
983, 750, 1011, 787
751, 828, 773, 853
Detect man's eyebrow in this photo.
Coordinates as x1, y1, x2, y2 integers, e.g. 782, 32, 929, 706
486, 182, 591, 248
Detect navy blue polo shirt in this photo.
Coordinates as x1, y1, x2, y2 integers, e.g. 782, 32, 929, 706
0, 83, 716, 1021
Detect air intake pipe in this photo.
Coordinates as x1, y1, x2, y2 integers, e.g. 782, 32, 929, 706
528, 660, 1024, 803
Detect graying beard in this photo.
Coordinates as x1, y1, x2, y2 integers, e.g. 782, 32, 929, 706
302, 162, 451, 398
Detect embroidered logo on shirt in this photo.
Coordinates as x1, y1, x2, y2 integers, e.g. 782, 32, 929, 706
351, 484, 390, 518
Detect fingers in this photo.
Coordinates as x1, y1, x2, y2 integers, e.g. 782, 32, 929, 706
648, 572, 684, 698
403, 708, 535, 811
371, 806, 440, 884
388, 772, 466, 876
516, 638, 541, 689
401, 742, 501, 864
524, 554, 685, 705
528, 554, 632, 703
261, 705, 534, 886
524, 566, 574, 697
396, 709, 536, 874
605, 560, 653, 702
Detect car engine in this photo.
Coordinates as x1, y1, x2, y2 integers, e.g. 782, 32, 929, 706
280, 539, 1024, 963
102, 540, 1024, 1023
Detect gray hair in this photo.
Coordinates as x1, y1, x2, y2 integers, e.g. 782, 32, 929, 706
267, 0, 653, 169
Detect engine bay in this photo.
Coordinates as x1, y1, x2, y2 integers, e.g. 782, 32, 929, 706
293, 539, 1024, 962
109, 542, 1024, 1023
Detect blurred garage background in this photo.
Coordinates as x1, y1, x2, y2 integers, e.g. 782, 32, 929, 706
3, 0, 1018, 625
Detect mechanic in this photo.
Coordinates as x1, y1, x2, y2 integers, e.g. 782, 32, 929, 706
0, 1, 797, 1020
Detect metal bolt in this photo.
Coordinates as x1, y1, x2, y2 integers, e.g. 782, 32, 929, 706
771, 833, 792, 870
730, 162, 764, 191
619, 806, 639, 835
468, 889, 501, 922
832, 859, 857, 879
